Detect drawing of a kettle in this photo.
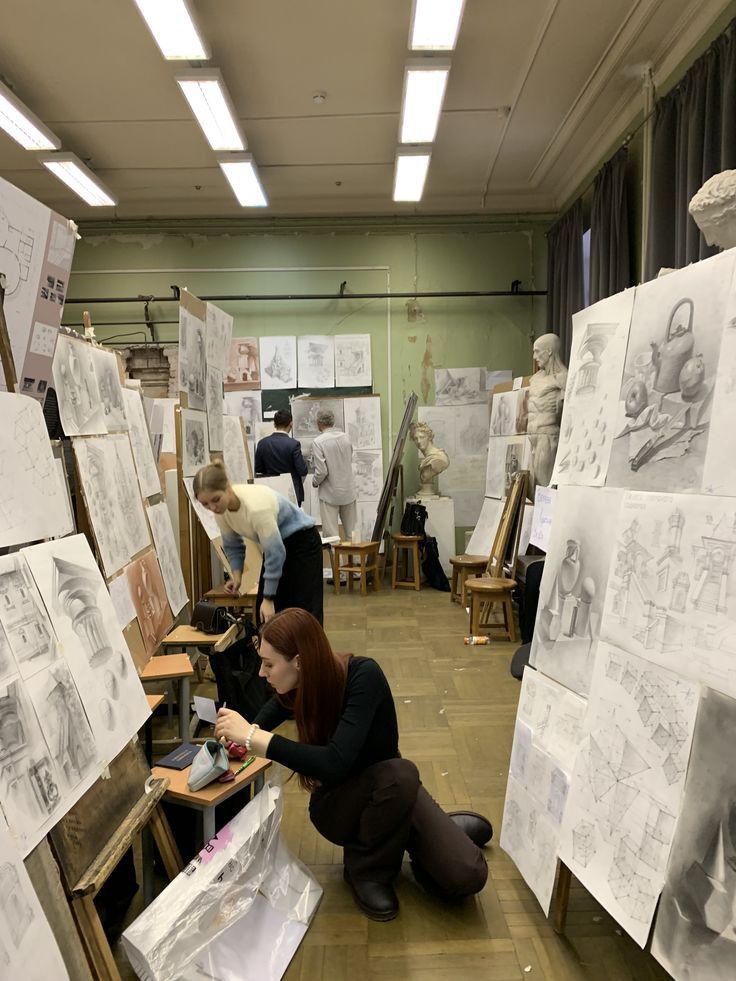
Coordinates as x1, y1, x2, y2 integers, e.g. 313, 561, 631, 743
651, 298, 695, 394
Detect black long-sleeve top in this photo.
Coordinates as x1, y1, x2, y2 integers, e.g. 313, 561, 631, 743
253, 656, 399, 788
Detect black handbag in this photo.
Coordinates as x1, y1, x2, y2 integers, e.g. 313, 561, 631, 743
190, 600, 230, 634
208, 622, 271, 720
400, 502, 428, 537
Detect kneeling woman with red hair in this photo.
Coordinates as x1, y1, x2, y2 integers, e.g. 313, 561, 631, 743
214, 607, 491, 921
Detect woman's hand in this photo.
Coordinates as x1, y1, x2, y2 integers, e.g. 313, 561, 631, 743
260, 597, 275, 623
224, 570, 242, 595
214, 707, 251, 746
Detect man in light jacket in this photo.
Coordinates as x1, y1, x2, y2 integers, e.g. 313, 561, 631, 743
312, 408, 357, 539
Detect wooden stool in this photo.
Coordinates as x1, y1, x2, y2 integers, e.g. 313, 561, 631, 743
465, 576, 518, 643
332, 541, 380, 596
391, 534, 423, 591
449, 554, 488, 604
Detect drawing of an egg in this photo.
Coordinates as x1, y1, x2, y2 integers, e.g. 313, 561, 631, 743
100, 698, 115, 730
104, 669, 119, 701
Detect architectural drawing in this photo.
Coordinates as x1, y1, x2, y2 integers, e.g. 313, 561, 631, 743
223, 390, 262, 436
344, 397, 381, 450
292, 398, 345, 439
501, 775, 561, 914
652, 687, 736, 981
179, 307, 206, 410
0, 393, 74, 548
127, 552, 173, 657
417, 404, 489, 522
606, 251, 736, 494
222, 415, 250, 484
121, 388, 160, 499
491, 389, 528, 435
530, 486, 624, 697
297, 335, 335, 388
335, 334, 371, 387
0, 555, 58, 680
205, 302, 233, 373
434, 367, 485, 405
353, 449, 383, 500
466, 496, 504, 555
601, 489, 736, 698
52, 334, 107, 436
259, 336, 297, 389
22, 534, 151, 766
206, 365, 224, 451
90, 347, 128, 432
559, 643, 699, 947
485, 435, 532, 499
225, 337, 260, 390
146, 503, 189, 616
181, 409, 210, 478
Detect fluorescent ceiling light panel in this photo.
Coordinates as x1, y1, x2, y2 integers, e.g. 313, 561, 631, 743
393, 149, 431, 202
219, 155, 268, 207
0, 80, 60, 151
39, 153, 116, 207
176, 70, 245, 151
410, 0, 465, 50
400, 60, 450, 144
132, 0, 210, 59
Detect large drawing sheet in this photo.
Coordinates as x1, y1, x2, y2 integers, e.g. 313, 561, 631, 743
179, 303, 207, 410
601, 489, 736, 699
52, 334, 107, 436
183, 478, 221, 540
353, 449, 383, 500
344, 396, 381, 449
552, 288, 635, 486
90, 347, 128, 433
223, 390, 262, 436
225, 337, 260, 390
146, 502, 189, 616
501, 667, 587, 912
485, 435, 532, 500
434, 367, 486, 405
335, 334, 371, 387
702, 293, 736, 496
259, 336, 297, 389
222, 415, 251, 484
606, 251, 736, 494
490, 388, 528, 435
292, 397, 345, 439
122, 388, 160, 499
417, 402, 490, 523
559, 643, 699, 946
148, 397, 179, 455
466, 496, 504, 555
651, 687, 736, 980
0, 393, 74, 548
23, 534, 151, 766
205, 302, 233, 373
530, 486, 623, 697
297, 335, 335, 388
127, 551, 174, 657
206, 365, 224, 451
0, 822, 70, 979
180, 408, 210, 478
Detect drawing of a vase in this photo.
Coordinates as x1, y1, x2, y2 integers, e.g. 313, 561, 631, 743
557, 540, 581, 606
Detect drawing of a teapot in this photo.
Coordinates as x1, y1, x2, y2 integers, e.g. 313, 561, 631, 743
651, 298, 695, 394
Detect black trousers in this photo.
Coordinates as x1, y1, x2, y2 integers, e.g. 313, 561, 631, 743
257, 525, 324, 625
309, 759, 488, 897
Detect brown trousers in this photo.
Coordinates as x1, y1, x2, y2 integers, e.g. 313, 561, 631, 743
309, 758, 488, 896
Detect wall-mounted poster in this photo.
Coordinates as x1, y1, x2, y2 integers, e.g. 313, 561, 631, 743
259, 336, 297, 390
297, 335, 335, 388
335, 334, 371, 387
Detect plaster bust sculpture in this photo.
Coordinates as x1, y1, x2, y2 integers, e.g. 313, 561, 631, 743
689, 170, 736, 249
527, 333, 568, 489
409, 421, 449, 496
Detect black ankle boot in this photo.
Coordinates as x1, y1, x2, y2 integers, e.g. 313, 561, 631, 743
448, 811, 493, 847
343, 869, 399, 921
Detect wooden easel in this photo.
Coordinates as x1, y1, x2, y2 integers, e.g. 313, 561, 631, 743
487, 470, 529, 579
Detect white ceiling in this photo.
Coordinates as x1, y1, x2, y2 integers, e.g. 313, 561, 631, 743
0, 0, 730, 221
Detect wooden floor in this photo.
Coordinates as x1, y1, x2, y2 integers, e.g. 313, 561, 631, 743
117, 586, 672, 980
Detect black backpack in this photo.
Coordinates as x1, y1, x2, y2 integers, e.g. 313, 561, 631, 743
401, 502, 428, 537
421, 535, 451, 592
207, 622, 271, 720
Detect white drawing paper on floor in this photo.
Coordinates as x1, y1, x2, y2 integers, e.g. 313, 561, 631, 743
601, 489, 736, 699
22, 534, 151, 766
222, 415, 250, 484
180, 409, 210, 478
292, 398, 345, 440
259, 336, 297, 389
434, 367, 486, 405
146, 503, 189, 616
558, 642, 699, 947
530, 486, 624, 697
0, 393, 74, 548
225, 337, 260, 390
179, 306, 206, 410
206, 365, 224, 451
485, 435, 532, 500
335, 334, 371, 387
651, 687, 736, 981
183, 478, 221, 541
0, 555, 59, 681
352, 449, 383, 500
466, 497, 504, 555
205, 303, 233, 373
552, 288, 636, 486
297, 335, 335, 388
90, 347, 128, 433
344, 397, 382, 450
223, 390, 262, 437
51, 334, 107, 436
606, 251, 736, 493
490, 388, 528, 435
122, 388, 160, 499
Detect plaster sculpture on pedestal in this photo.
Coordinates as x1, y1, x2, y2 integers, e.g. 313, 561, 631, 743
409, 421, 449, 497
527, 334, 568, 489
689, 170, 736, 249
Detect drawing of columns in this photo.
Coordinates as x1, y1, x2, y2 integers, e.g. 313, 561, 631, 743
52, 557, 113, 665
573, 324, 617, 395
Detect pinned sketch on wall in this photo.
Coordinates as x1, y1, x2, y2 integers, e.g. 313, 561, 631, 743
353, 449, 383, 500
0, 555, 58, 680
0, 393, 74, 548
127, 551, 173, 657
651, 687, 736, 980
466, 497, 504, 555
292, 398, 345, 439
297, 335, 335, 388
223, 390, 262, 437
146, 503, 188, 616
344, 397, 381, 449
206, 365, 224, 452
225, 337, 260, 390
22, 534, 151, 765
606, 251, 736, 493
89, 347, 128, 432
559, 643, 699, 946
222, 415, 250, 485
485, 435, 532, 500
179, 304, 206, 410
434, 367, 485, 405
148, 398, 178, 455
490, 388, 528, 435
601, 489, 736, 699
335, 334, 371, 387
205, 303, 233, 373
51, 334, 107, 436
530, 486, 623, 697
121, 388, 160, 499
259, 336, 297, 389
180, 409, 210, 478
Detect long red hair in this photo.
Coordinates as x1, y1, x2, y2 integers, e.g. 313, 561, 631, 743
260, 608, 348, 791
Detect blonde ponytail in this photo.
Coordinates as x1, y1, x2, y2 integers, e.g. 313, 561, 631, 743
193, 459, 229, 497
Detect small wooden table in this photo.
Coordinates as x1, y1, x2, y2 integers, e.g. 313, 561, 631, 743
143, 692, 166, 764
204, 585, 258, 621
140, 653, 195, 744
152, 757, 272, 847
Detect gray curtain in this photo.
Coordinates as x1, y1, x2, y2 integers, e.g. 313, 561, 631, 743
590, 147, 631, 303
546, 199, 584, 361
645, 19, 736, 279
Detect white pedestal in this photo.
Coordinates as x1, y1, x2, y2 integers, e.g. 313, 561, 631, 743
408, 495, 456, 574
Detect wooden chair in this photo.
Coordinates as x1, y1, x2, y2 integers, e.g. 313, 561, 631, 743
332, 541, 380, 596
449, 554, 488, 604
391, 533, 422, 591
465, 576, 518, 643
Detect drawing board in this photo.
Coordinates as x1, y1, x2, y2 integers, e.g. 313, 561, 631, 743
122, 388, 160, 499
206, 365, 224, 451
292, 397, 345, 439
297, 335, 335, 388
335, 334, 371, 387
223, 390, 262, 436
222, 415, 251, 485
259, 336, 297, 389
485, 435, 532, 500
466, 496, 504, 555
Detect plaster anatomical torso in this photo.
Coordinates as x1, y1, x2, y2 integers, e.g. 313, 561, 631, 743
527, 335, 568, 489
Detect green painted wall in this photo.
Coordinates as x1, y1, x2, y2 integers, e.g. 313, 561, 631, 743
63, 216, 550, 546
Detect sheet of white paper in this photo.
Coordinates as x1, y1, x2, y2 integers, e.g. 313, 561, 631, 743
179, 305, 207, 410
184, 477, 221, 540
223, 390, 262, 437
255, 474, 297, 505
352, 449, 384, 500
297, 335, 335, 388
485, 435, 532, 499
490, 388, 528, 435
516, 666, 588, 763
222, 415, 251, 484
206, 365, 224, 451
513, 375, 523, 390
335, 333, 371, 387
193, 695, 219, 725
122, 388, 161, 499
500, 773, 562, 914
108, 572, 137, 628
90, 347, 128, 432
206, 302, 233, 373
52, 334, 107, 436
529, 485, 556, 552
434, 367, 486, 404
292, 397, 344, 439
259, 336, 297, 389
702, 283, 736, 496
146, 502, 189, 616
180, 408, 210, 478
484, 369, 512, 391
466, 496, 504, 555
52, 453, 76, 536
148, 397, 179, 455
343, 396, 382, 449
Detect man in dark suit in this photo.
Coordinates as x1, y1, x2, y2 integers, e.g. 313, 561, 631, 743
254, 409, 308, 505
